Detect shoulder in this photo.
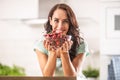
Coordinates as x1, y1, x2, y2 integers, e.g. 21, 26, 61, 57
33, 36, 48, 55
77, 38, 89, 56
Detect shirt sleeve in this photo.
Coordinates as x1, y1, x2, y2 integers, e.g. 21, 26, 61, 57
77, 39, 89, 56
33, 37, 48, 55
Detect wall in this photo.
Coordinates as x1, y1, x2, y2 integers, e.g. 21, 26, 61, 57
0, 20, 45, 76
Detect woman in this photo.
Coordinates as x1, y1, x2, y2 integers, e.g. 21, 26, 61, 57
34, 3, 89, 77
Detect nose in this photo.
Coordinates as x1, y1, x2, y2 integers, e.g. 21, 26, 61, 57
57, 21, 63, 30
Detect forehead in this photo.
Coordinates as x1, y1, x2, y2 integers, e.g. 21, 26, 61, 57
52, 9, 68, 19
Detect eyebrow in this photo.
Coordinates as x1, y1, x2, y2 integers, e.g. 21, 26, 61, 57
53, 18, 68, 21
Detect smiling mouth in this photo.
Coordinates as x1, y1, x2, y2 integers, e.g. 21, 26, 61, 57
54, 29, 66, 35
55, 29, 62, 33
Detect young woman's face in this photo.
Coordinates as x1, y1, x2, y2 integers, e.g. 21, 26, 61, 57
50, 9, 69, 35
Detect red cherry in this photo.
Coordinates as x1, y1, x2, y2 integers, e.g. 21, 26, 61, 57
52, 35, 56, 39
56, 41, 59, 46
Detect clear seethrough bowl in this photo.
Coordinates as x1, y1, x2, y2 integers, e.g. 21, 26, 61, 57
44, 33, 72, 49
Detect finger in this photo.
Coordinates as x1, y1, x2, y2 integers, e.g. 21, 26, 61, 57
61, 46, 64, 51
48, 45, 52, 51
44, 40, 49, 50
70, 40, 73, 45
67, 41, 73, 50
65, 41, 69, 51
62, 41, 68, 51
44, 40, 47, 49
51, 46, 56, 51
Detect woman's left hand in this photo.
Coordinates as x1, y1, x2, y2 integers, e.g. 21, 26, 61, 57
58, 40, 73, 54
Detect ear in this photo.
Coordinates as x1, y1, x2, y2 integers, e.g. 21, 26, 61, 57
49, 17, 52, 25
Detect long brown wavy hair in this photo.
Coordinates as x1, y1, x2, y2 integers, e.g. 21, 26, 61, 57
44, 3, 81, 61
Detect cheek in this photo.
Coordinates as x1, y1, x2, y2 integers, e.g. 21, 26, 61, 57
52, 25, 57, 30
51, 22, 57, 30
64, 25, 69, 34
50, 20, 57, 30
66, 25, 69, 31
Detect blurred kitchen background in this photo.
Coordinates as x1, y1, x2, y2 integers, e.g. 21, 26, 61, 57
0, 0, 120, 80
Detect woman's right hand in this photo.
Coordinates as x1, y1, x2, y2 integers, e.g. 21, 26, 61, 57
44, 40, 56, 54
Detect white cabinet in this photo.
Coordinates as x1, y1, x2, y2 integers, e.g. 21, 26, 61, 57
100, 1, 120, 80
0, 0, 63, 19
100, 1, 120, 55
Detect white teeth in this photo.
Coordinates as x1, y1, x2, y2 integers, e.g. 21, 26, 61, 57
56, 30, 62, 33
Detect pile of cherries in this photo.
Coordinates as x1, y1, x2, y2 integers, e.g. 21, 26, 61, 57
44, 30, 71, 49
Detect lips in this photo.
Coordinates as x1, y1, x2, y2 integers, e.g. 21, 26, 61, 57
55, 29, 62, 33
55, 29, 66, 35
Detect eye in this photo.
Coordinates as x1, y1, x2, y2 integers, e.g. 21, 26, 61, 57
54, 19, 59, 23
63, 20, 69, 24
